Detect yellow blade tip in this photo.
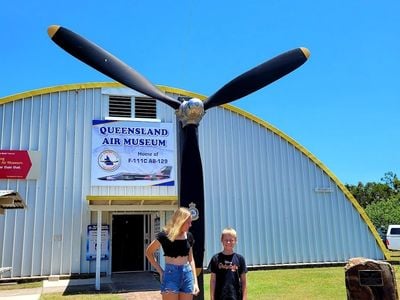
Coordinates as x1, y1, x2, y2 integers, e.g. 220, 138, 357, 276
300, 47, 311, 59
47, 25, 60, 38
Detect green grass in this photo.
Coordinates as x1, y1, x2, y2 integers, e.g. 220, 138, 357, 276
203, 265, 400, 300
1, 266, 399, 299
0, 281, 42, 290
204, 267, 346, 299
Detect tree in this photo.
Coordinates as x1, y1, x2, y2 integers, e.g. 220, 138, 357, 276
345, 172, 399, 208
346, 172, 400, 232
364, 195, 400, 230
381, 171, 400, 193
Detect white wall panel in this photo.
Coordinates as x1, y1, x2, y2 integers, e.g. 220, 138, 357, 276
200, 106, 383, 267
1, 89, 92, 277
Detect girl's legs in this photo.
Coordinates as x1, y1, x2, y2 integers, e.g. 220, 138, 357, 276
179, 293, 193, 300
162, 292, 195, 299
162, 293, 180, 300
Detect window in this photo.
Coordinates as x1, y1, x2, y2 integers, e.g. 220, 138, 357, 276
390, 228, 400, 235
134, 97, 157, 119
108, 96, 157, 119
109, 96, 132, 118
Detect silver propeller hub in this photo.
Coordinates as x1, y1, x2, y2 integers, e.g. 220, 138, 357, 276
176, 98, 205, 127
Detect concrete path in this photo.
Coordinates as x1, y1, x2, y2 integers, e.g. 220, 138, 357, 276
0, 272, 161, 299
0, 287, 41, 299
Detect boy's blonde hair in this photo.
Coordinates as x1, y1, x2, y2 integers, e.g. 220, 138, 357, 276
163, 207, 191, 241
221, 227, 237, 241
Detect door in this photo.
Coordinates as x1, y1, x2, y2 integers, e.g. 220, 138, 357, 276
112, 214, 144, 272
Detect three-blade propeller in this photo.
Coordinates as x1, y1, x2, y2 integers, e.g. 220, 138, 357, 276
48, 25, 309, 298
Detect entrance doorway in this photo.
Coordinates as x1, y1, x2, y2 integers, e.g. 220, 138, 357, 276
112, 214, 149, 272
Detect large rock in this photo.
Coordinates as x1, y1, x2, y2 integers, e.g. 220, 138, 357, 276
345, 257, 399, 300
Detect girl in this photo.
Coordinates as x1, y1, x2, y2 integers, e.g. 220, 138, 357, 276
146, 207, 200, 299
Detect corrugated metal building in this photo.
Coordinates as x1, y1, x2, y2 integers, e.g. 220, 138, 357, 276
0, 82, 388, 279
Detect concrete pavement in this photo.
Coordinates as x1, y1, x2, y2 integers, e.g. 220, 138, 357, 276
0, 272, 161, 299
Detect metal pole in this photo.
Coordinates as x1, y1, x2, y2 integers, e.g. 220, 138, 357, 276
95, 210, 102, 290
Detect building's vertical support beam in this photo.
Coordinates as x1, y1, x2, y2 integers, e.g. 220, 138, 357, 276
95, 210, 102, 290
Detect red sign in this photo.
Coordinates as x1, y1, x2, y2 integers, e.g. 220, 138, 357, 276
0, 151, 33, 179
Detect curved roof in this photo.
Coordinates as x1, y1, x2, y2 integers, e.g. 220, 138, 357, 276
0, 81, 389, 260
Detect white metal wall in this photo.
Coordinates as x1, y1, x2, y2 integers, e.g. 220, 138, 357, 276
200, 106, 383, 266
0, 83, 384, 279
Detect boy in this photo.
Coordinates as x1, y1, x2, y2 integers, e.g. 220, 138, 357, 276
208, 228, 247, 300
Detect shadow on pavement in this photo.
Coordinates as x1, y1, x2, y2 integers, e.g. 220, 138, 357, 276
47, 272, 160, 296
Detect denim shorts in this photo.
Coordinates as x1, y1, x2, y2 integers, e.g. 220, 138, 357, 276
161, 263, 194, 294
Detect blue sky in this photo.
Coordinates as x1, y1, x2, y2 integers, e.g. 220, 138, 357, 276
1, 1, 399, 185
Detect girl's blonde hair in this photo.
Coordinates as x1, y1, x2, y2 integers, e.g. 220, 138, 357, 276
163, 207, 191, 241
221, 227, 237, 241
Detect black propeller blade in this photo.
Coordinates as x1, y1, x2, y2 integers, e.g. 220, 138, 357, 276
179, 124, 204, 276
47, 25, 181, 110
203, 47, 310, 110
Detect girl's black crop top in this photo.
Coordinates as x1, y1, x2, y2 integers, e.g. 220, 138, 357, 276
156, 231, 194, 258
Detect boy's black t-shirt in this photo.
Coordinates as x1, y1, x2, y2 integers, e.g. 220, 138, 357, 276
208, 252, 247, 300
